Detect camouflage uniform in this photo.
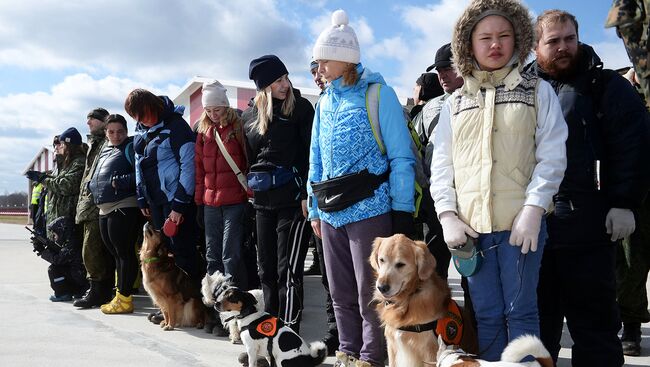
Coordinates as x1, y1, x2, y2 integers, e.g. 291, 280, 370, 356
606, 0, 650, 106
75, 133, 114, 282
44, 151, 86, 238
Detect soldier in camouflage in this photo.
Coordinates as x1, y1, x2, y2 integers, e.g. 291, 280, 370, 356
606, 0, 650, 106
72, 108, 116, 309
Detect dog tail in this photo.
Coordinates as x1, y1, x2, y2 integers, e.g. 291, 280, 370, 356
501, 335, 553, 367
308, 340, 327, 366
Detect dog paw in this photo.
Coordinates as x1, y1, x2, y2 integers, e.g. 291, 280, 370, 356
163, 324, 174, 331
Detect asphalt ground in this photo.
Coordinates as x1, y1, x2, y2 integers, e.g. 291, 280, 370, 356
0, 222, 648, 366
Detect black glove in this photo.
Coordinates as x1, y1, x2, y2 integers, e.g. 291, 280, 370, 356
31, 236, 46, 254
196, 205, 205, 229
26, 170, 46, 183
391, 210, 416, 239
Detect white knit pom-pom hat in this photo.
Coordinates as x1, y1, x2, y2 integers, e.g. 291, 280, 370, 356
312, 9, 360, 64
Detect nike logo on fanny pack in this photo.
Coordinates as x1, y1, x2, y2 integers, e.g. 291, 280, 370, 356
324, 193, 342, 204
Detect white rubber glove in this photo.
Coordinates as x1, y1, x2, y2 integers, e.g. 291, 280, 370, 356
605, 208, 635, 241
439, 211, 479, 248
509, 205, 545, 254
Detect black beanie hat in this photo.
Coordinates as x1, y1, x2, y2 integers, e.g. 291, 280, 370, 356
249, 55, 289, 91
416, 73, 443, 102
59, 127, 82, 145
87, 107, 109, 121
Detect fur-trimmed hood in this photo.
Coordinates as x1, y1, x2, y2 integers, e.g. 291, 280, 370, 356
452, 0, 533, 77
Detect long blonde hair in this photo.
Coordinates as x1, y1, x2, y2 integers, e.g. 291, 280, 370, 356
197, 107, 244, 143
252, 84, 295, 135
342, 63, 359, 86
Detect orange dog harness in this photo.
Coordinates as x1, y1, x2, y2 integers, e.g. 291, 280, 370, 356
398, 299, 464, 346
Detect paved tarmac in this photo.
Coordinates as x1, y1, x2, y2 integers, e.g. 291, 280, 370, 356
0, 222, 648, 367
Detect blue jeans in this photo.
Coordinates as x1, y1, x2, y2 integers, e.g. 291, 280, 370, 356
467, 220, 547, 361
204, 203, 247, 288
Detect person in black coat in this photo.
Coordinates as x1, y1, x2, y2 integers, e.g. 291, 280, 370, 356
88, 114, 142, 314
243, 55, 314, 333
526, 10, 650, 367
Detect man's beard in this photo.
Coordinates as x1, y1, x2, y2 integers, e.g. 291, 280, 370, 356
538, 48, 581, 80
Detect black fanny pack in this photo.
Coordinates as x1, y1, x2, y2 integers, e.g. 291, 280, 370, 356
311, 169, 389, 213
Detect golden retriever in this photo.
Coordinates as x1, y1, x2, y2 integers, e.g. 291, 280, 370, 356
140, 222, 206, 331
370, 234, 478, 367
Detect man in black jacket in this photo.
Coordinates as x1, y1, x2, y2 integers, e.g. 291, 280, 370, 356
527, 9, 650, 367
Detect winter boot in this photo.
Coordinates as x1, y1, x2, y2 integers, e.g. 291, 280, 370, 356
100, 290, 134, 314
49, 294, 72, 302
333, 351, 357, 367
622, 322, 642, 356
73, 280, 111, 308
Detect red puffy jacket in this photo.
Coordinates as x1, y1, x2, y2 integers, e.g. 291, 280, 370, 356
195, 123, 248, 207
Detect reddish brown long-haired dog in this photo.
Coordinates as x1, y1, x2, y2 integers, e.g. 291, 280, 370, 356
370, 234, 478, 367
141, 222, 206, 331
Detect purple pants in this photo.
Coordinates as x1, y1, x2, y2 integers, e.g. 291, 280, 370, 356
321, 213, 391, 366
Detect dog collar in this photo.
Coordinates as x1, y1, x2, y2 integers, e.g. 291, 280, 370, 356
142, 257, 161, 264
399, 320, 437, 333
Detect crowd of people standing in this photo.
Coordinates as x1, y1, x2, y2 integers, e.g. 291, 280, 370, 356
24, 1, 650, 366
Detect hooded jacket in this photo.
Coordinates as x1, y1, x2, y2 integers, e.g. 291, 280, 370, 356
430, 0, 568, 233
525, 43, 650, 247
307, 63, 416, 228
133, 97, 195, 214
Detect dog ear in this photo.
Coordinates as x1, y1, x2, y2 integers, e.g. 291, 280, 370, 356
416, 243, 436, 280
369, 237, 384, 271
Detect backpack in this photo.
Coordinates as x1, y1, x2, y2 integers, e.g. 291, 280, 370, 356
365, 83, 427, 217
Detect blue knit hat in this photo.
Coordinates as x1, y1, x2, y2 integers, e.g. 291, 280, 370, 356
59, 127, 82, 145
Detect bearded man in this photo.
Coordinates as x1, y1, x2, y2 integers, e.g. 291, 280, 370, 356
525, 9, 650, 367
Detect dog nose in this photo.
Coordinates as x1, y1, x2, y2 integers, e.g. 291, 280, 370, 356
377, 284, 390, 294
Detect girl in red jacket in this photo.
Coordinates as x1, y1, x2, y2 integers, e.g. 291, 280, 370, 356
195, 80, 249, 290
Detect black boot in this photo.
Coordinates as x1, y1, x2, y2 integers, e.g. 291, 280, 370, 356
622, 322, 642, 356
73, 280, 112, 309
304, 248, 321, 276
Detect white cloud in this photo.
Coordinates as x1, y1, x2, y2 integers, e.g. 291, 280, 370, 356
0, 0, 312, 83
0, 74, 181, 193
379, 0, 470, 97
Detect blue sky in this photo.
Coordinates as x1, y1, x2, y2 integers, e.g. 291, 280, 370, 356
1, 0, 626, 194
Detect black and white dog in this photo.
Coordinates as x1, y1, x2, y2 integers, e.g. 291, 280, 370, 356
206, 277, 326, 367
201, 271, 243, 344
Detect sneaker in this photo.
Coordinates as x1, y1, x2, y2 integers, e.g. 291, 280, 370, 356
100, 291, 134, 314
49, 294, 72, 302
334, 351, 357, 367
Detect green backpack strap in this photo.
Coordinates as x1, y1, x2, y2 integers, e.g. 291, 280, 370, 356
365, 83, 385, 154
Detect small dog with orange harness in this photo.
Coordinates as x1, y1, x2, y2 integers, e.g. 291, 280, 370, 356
370, 234, 478, 367
214, 286, 327, 367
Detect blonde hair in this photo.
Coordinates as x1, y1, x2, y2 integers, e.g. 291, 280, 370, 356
342, 64, 359, 86
197, 107, 244, 143
197, 107, 241, 134
252, 84, 295, 135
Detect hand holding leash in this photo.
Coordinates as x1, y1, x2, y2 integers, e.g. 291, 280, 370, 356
509, 205, 544, 254
605, 208, 635, 241
439, 211, 478, 248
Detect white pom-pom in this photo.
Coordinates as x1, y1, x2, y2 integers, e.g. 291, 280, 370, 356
331, 9, 349, 26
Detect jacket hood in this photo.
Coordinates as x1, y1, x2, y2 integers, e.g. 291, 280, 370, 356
452, 0, 533, 77
328, 63, 386, 93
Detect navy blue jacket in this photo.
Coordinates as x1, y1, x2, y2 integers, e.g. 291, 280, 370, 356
133, 97, 195, 214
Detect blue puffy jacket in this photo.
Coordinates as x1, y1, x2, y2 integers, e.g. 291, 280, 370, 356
307, 64, 415, 228
133, 97, 195, 214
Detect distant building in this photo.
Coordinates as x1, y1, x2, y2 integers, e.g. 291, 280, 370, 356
173, 76, 321, 128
